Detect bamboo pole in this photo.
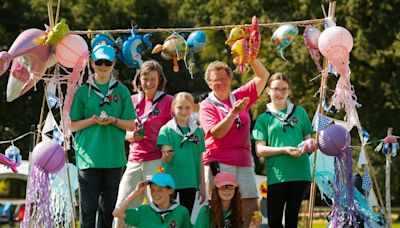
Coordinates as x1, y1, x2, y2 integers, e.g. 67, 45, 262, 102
307, 2, 335, 227
69, 18, 326, 35
56, 67, 76, 228
385, 128, 393, 227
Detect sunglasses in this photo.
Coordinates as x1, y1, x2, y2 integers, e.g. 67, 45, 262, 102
217, 185, 236, 190
94, 59, 113, 66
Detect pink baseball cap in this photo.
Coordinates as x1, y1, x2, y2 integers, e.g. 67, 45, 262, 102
214, 172, 238, 188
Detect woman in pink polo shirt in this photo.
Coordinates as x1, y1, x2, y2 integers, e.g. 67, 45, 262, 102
198, 59, 269, 227
115, 60, 173, 227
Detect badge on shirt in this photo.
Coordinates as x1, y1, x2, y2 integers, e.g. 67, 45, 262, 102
169, 220, 177, 228
153, 108, 161, 116
290, 116, 299, 124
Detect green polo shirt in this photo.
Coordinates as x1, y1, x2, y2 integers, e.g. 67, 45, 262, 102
70, 82, 136, 169
252, 105, 313, 185
125, 204, 191, 228
157, 125, 205, 189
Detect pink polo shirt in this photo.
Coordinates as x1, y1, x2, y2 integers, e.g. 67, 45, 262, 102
199, 80, 258, 167
129, 94, 173, 162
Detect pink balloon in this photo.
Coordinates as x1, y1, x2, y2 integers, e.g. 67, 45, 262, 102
55, 34, 88, 68
303, 26, 322, 71
318, 26, 353, 76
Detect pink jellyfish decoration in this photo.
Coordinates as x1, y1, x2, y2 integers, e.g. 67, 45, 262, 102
303, 26, 322, 71
318, 26, 353, 77
22, 140, 66, 228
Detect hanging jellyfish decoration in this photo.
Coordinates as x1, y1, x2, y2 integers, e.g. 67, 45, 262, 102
152, 33, 188, 73
0, 145, 22, 173
271, 24, 298, 61
116, 27, 152, 69
303, 26, 322, 71
318, 124, 359, 228
22, 139, 66, 228
225, 16, 261, 74
318, 26, 353, 77
50, 163, 79, 228
319, 26, 361, 126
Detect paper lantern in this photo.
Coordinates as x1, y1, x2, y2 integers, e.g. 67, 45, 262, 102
32, 140, 65, 173
55, 34, 88, 68
318, 124, 351, 157
318, 26, 353, 76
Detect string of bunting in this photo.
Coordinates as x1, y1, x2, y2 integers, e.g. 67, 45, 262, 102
0, 131, 36, 145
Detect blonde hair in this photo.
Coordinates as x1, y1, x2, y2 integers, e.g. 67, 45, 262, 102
132, 60, 167, 92
204, 61, 233, 83
171, 92, 194, 115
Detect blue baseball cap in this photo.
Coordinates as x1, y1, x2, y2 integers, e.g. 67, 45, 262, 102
147, 173, 175, 189
91, 44, 116, 62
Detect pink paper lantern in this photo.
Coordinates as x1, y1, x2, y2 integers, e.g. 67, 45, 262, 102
55, 34, 88, 68
318, 26, 353, 76
31, 140, 65, 173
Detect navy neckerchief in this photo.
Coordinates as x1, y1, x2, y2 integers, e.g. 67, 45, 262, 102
206, 92, 243, 129
135, 91, 166, 128
86, 74, 118, 107
165, 117, 200, 148
150, 200, 179, 223
266, 101, 296, 132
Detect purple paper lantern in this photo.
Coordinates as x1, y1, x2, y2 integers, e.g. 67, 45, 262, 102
318, 124, 350, 157
31, 140, 65, 173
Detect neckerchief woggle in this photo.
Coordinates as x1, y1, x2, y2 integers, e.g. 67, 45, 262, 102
266, 101, 296, 132
149, 200, 179, 223
165, 117, 200, 148
86, 74, 118, 107
134, 91, 166, 128
207, 92, 243, 129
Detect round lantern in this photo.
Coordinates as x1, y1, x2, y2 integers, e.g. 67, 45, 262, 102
318, 26, 353, 76
318, 124, 351, 157
55, 34, 88, 68
31, 139, 66, 173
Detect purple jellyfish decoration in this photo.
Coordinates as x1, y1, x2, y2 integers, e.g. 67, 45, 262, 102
22, 140, 66, 228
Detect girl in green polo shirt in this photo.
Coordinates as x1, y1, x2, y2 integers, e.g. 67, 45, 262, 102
157, 92, 206, 216
113, 172, 191, 228
252, 72, 314, 228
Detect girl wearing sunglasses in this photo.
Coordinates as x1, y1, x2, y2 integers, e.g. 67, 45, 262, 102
70, 43, 137, 228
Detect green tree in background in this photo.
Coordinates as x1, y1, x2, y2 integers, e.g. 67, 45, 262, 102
0, 0, 399, 205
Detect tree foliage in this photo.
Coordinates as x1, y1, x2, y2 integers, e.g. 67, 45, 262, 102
0, 0, 399, 204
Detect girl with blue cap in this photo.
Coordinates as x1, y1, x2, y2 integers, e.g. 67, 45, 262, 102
70, 41, 137, 228
113, 173, 191, 228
